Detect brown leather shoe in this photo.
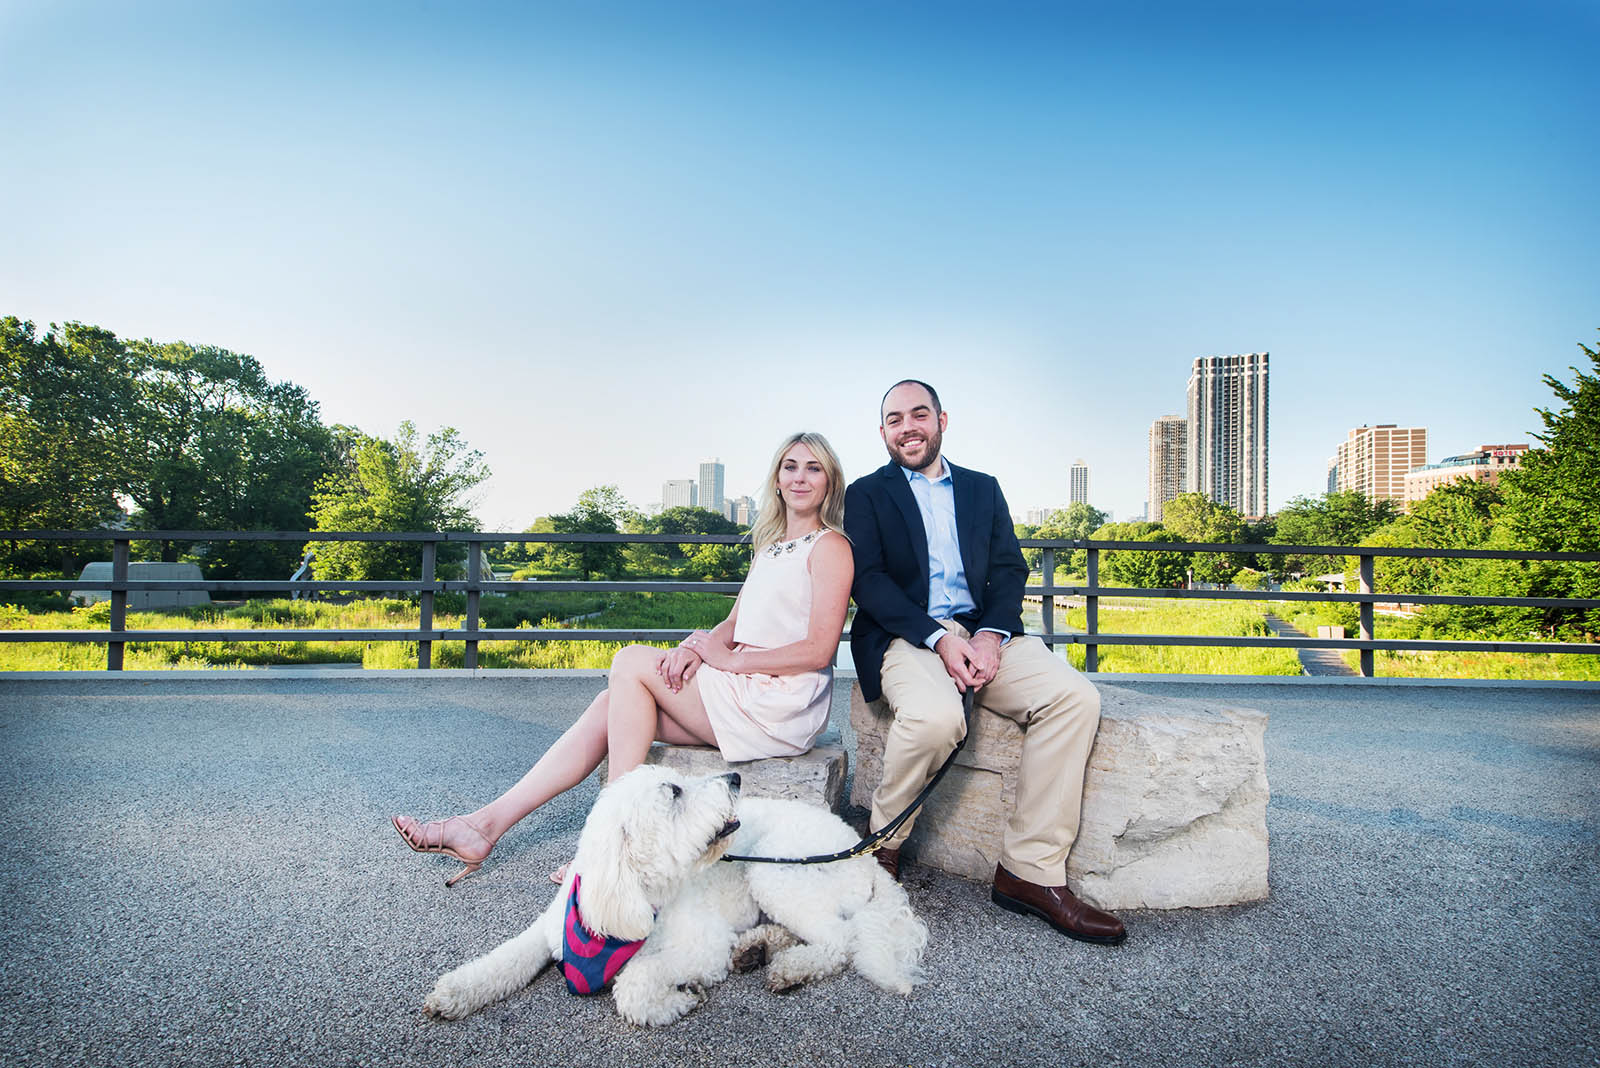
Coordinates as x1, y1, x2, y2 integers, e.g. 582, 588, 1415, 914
991, 864, 1126, 945
873, 845, 901, 882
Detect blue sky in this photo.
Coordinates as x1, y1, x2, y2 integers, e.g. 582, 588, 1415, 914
3, 0, 1595, 528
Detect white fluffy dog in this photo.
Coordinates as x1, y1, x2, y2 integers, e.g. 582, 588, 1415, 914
422, 765, 928, 1026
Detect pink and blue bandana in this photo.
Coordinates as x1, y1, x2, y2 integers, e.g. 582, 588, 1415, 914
560, 874, 646, 996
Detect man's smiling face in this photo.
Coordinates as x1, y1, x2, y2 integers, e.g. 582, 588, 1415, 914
880, 382, 947, 474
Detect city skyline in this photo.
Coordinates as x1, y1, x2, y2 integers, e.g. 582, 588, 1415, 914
3, 2, 1593, 528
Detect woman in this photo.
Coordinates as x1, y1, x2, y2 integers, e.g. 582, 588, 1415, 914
392, 432, 853, 886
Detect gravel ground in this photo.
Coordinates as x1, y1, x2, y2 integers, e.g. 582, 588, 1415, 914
0, 673, 1596, 1068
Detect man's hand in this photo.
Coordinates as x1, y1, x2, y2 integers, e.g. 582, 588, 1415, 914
934, 633, 983, 692
967, 630, 1003, 686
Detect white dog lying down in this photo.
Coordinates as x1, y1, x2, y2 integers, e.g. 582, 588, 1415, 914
423, 765, 928, 1026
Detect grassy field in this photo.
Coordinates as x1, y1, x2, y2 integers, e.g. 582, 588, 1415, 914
3, 590, 1595, 678
1051, 598, 1304, 676
1283, 603, 1600, 681
0, 592, 734, 672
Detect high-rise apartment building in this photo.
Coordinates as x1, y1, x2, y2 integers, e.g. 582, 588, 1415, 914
731, 495, 756, 526
699, 459, 725, 516
1146, 415, 1187, 522
661, 479, 696, 510
1186, 352, 1269, 518
1333, 425, 1427, 504
1069, 461, 1090, 506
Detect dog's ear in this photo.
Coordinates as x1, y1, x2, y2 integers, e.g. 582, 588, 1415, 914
571, 819, 656, 942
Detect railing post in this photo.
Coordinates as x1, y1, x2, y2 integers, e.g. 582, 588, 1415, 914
464, 544, 481, 670
107, 538, 129, 671
1358, 552, 1375, 678
419, 541, 436, 670
1040, 547, 1055, 641
1085, 547, 1099, 673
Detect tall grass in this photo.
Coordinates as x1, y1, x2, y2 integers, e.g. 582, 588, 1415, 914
1053, 598, 1303, 675
1281, 602, 1600, 680
0, 591, 734, 671
4, 590, 1593, 678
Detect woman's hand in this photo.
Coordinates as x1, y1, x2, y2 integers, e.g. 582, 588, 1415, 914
680, 631, 742, 673
657, 640, 703, 693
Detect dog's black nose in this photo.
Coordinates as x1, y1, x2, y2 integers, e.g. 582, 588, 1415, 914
726, 772, 741, 790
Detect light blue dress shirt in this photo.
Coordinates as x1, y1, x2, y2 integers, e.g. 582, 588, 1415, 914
901, 461, 1008, 651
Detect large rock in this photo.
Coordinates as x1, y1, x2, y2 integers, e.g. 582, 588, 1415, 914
71, 561, 211, 609
603, 732, 848, 813
850, 683, 1269, 910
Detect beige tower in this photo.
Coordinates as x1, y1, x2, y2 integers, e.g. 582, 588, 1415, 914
1146, 416, 1187, 523
1334, 425, 1428, 504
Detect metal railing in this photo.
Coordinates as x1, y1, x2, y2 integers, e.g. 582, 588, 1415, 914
2, 530, 1597, 675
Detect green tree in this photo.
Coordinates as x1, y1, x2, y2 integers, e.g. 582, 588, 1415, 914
132, 340, 337, 575
1022, 503, 1107, 572
1351, 489, 1532, 640
1160, 492, 1245, 584
0, 318, 138, 573
1496, 333, 1600, 636
1232, 567, 1267, 590
547, 485, 640, 581
628, 506, 744, 577
1093, 521, 1189, 589
306, 422, 489, 582
1270, 490, 1401, 580
684, 543, 751, 582
520, 515, 564, 574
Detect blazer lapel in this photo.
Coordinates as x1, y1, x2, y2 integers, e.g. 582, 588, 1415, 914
950, 462, 982, 592
881, 463, 930, 583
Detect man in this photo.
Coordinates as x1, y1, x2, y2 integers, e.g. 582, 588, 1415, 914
843, 379, 1125, 946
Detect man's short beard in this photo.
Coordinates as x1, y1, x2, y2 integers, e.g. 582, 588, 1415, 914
886, 425, 943, 473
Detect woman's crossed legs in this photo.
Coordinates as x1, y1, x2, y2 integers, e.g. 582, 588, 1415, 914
392, 644, 720, 875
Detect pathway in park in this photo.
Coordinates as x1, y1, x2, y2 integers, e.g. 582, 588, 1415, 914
1265, 611, 1359, 676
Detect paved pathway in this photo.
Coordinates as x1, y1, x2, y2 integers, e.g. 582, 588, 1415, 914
1265, 611, 1359, 676
1, 673, 1595, 1067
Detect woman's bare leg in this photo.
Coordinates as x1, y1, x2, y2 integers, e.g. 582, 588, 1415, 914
602, 644, 717, 778
396, 645, 720, 863
462, 686, 614, 843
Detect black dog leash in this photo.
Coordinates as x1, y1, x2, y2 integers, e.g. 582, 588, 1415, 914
721, 687, 977, 866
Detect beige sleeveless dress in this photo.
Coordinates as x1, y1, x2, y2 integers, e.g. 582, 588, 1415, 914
695, 528, 835, 762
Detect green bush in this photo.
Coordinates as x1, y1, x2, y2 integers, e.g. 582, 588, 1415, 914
1233, 568, 1267, 590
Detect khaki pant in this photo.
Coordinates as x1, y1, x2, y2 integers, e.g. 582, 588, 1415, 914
870, 622, 1101, 885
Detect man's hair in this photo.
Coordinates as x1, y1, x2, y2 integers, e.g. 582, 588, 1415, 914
880, 379, 942, 423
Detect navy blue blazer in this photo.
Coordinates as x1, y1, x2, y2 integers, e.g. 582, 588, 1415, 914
843, 460, 1027, 702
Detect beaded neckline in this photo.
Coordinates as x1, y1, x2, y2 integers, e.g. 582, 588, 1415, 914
764, 528, 825, 557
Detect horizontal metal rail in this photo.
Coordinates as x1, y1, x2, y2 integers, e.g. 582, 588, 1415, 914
1, 530, 1595, 674
1026, 585, 1600, 610
3, 628, 1586, 660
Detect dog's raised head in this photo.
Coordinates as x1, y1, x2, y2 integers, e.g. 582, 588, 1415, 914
568, 766, 742, 941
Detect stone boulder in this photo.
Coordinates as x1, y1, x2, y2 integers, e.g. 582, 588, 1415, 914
850, 683, 1269, 910
603, 732, 848, 813
71, 561, 211, 609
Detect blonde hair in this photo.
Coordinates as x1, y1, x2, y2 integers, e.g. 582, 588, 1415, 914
749, 432, 847, 552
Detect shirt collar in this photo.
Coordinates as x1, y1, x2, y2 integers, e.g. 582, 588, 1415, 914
899, 457, 951, 484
